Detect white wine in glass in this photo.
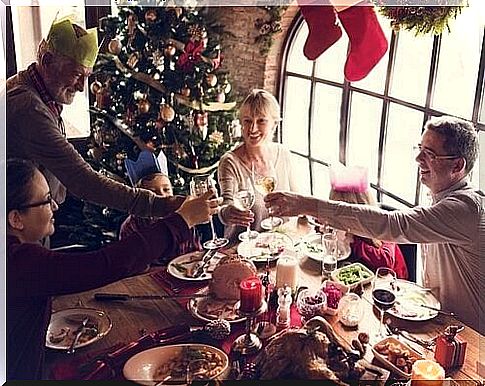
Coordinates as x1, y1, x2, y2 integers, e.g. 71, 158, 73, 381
235, 184, 259, 241
252, 165, 283, 230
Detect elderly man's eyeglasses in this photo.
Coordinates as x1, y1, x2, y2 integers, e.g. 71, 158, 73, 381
18, 193, 56, 210
413, 145, 460, 161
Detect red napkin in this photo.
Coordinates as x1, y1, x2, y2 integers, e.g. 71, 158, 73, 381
150, 268, 208, 297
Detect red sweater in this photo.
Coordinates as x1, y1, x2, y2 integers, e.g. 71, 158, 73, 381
7, 213, 190, 380
351, 237, 408, 279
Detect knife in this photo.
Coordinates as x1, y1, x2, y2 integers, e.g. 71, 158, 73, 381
67, 316, 89, 354
419, 303, 456, 317
188, 249, 218, 278
94, 293, 209, 301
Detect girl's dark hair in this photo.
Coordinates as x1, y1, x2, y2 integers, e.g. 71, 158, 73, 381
7, 158, 38, 213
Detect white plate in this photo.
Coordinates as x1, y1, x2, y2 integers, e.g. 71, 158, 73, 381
46, 308, 112, 350
237, 232, 294, 263
388, 279, 441, 321
188, 289, 245, 324
123, 343, 229, 385
167, 251, 224, 281
301, 233, 351, 262
331, 262, 375, 289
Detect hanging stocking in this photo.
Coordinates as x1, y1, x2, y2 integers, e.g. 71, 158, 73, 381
298, 2, 342, 61
336, 2, 388, 82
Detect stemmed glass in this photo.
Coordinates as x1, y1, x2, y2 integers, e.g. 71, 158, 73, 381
321, 232, 338, 280
190, 175, 228, 250
372, 267, 397, 341
235, 178, 259, 241
252, 163, 283, 230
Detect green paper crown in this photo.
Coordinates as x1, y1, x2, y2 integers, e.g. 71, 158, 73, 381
46, 17, 99, 68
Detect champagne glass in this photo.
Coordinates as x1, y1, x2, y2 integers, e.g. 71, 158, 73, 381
235, 179, 259, 241
252, 163, 283, 230
372, 267, 397, 341
190, 175, 228, 250
321, 232, 338, 280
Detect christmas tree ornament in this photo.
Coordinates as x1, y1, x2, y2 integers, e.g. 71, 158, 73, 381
337, 2, 388, 82
188, 24, 208, 41
177, 40, 204, 72
164, 43, 176, 57
108, 38, 122, 55
127, 52, 140, 69
144, 9, 158, 23
150, 49, 164, 68
195, 111, 209, 128
172, 173, 185, 188
137, 98, 151, 114
95, 87, 111, 109
224, 82, 232, 94
172, 143, 188, 160
205, 73, 218, 87
90, 80, 103, 95
159, 103, 175, 122
208, 130, 224, 147
297, 1, 342, 61
216, 92, 226, 103
181, 87, 191, 97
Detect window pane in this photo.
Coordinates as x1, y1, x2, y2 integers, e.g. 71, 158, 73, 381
390, 31, 433, 105
282, 76, 311, 155
347, 92, 382, 184
291, 153, 311, 195
350, 12, 393, 94
382, 103, 423, 203
286, 22, 313, 77
311, 83, 341, 164
311, 161, 330, 199
314, 27, 348, 83
432, 5, 481, 118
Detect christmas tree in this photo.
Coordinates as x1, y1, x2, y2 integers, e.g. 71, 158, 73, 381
87, 5, 241, 193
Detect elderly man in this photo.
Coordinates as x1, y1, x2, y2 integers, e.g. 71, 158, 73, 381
266, 116, 483, 334
7, 17, 184, 217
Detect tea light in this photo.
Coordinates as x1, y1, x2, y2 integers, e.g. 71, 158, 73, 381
239, 276, 263, 313
275, 255, 298, 292
411, 359, 445, 386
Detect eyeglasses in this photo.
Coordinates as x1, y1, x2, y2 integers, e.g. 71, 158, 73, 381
17, 193, 56, 210
413, 145, 460, 161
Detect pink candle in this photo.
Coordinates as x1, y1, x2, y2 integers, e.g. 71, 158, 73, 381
239, 276, 263, 313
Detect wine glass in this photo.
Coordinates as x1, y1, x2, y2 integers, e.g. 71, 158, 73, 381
235, 179, 259, 241
252, 163, 283, 230
372, 267, 397, 341
321, 232, 338, 280
190, 175, 228, 250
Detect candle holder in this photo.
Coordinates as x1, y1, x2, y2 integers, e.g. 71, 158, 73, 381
232, 300, 267, 355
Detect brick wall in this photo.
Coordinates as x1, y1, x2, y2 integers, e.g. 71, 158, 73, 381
214, 6, 300, 102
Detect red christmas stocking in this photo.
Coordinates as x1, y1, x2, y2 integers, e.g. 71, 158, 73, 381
337, 3, 388, 82
299, 5, 342, 61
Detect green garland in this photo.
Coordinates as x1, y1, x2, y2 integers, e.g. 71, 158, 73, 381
255, 6, 288, 56
374, 0, 467, 35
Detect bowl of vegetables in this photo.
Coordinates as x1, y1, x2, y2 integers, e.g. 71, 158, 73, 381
331, 263, 374, 290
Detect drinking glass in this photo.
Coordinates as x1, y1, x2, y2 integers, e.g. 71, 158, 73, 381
321, 232, 338, 280
372, 267, 397, 340
190, 175, 228, 250
235, 179, 259, 241
252, 163, 283, 230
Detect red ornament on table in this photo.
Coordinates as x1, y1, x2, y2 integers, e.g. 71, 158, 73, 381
239, 276, 263, 313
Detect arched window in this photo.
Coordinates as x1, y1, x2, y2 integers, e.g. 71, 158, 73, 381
280, 2, 484, 208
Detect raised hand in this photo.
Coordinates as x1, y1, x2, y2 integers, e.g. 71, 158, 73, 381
264, 191, 308, 218
223, 204, 255, 227
176, 189, 221, 228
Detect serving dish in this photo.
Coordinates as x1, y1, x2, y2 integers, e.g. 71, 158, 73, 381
331, 262, 374, 289
123, 343, 229, 385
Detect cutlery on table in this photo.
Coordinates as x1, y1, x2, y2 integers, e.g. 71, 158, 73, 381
385, 324, 436, 350
418, 303, 456, 317
67, 316, 89, 354
186, 249, 218, 278
94, 293, 209, 301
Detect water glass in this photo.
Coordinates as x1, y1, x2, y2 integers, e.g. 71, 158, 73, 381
321, 232, 338, 279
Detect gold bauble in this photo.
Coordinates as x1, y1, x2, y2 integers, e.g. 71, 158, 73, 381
138, 99, 151, 114
108, 38, 122, 55
205, 73, 218, 87
164, 44, 176, 57
159, 103, 175, 122
89, 81, 103, 95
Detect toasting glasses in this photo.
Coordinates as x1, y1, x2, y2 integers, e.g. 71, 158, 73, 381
190, 175, 228, 250
235, 178, 259, 241
252, 163, 283, 230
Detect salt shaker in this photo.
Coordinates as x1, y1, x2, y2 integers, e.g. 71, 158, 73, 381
276, 285, 292, 329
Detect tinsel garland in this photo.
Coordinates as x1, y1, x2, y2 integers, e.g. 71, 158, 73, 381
374, 0, 467, 35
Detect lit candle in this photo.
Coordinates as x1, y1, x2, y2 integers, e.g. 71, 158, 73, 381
275, 255, 298, 293
239, 276, 263, 313
411, 359, 445, 386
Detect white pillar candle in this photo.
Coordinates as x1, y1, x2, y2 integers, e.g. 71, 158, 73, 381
410, 360, 445, 386
275, 255, 298, 293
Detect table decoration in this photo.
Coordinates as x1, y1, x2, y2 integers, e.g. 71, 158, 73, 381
275, 254, 298, 293
410, 359, 445, 386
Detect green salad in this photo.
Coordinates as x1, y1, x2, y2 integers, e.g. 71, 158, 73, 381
336, 265, 372, 285
303, 240, 324, 254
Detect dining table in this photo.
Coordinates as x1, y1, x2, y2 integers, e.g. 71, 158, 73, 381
44, 217, 484, 384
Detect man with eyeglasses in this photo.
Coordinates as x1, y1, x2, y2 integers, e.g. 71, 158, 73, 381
265, 116, 483, 334
6, 17, 186, 226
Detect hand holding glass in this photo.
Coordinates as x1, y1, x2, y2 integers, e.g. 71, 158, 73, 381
253, 164, 283, 230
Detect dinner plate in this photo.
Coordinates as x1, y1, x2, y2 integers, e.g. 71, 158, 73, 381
301, 233, 351, 262
167, 251, 224, 281
187, 288, 245, 324
123, 343, 229, 385
388, 279, 441, 321
45, 307, 112, 350
237, 232, 294, 263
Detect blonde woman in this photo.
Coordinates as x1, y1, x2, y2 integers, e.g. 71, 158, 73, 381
217, 89, 298, 241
